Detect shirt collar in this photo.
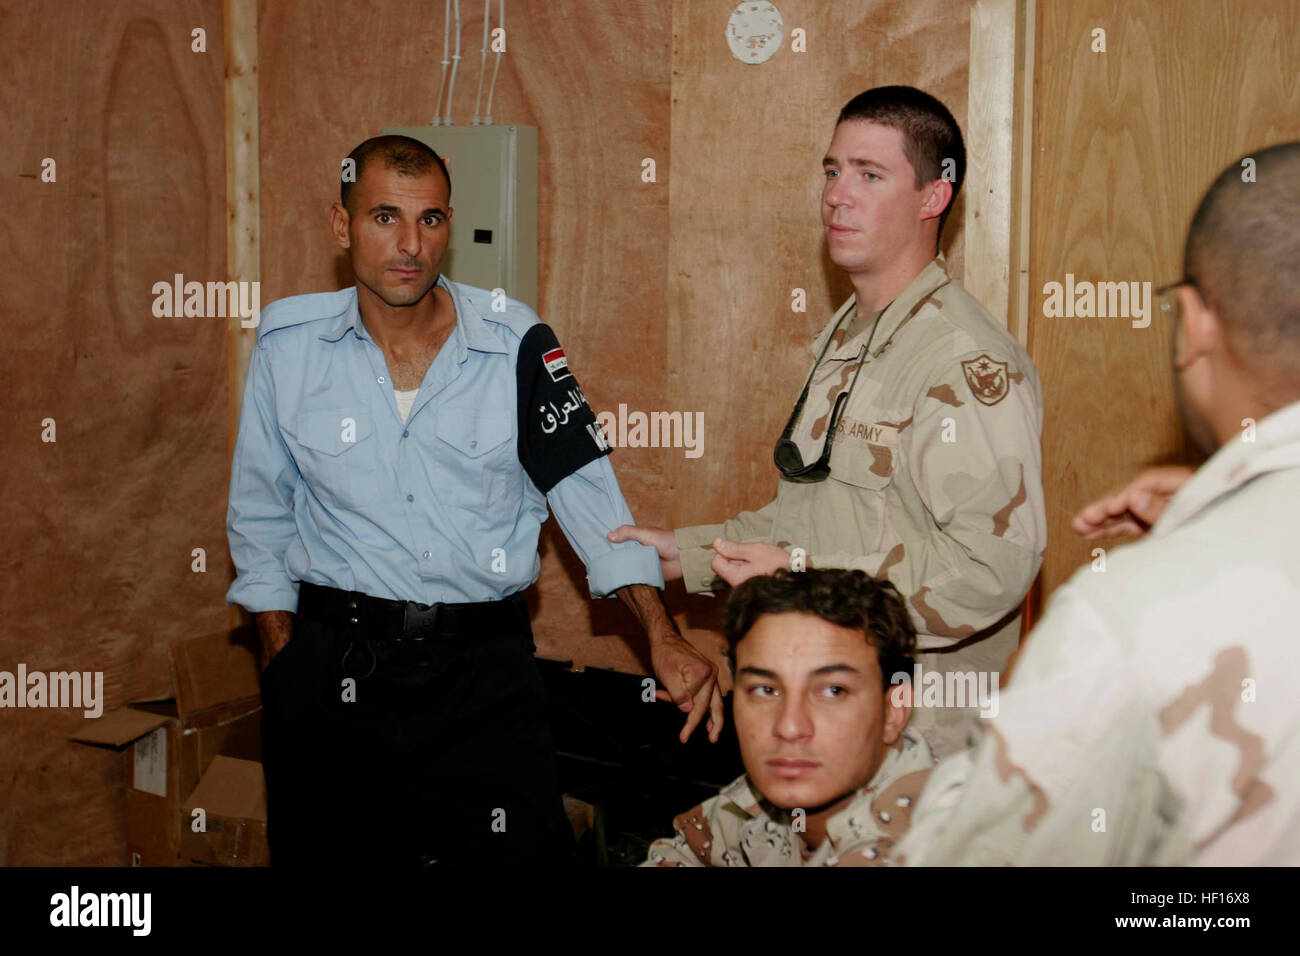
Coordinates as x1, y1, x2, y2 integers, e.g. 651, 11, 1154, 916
317, 275, 508, 356
818, 254, 952, 361
718, 775, 768, 819
719, 727, 930, 835
318, 288, 365, 343
1154, 398, 1300, 535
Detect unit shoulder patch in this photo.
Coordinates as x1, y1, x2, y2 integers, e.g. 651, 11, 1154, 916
961, 354, 1011, 406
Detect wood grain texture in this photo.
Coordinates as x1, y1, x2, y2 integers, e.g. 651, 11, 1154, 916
1028, 0, 1300, 604
225, 0, 258, 630
964, 0, 1017, 329
0, 0, 231, 864
224, 1, 259, 451
1029, 0, 1294, 606
1010, 0, 1036, 352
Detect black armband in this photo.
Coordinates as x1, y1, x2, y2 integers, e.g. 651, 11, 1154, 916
516, 324, 611, 494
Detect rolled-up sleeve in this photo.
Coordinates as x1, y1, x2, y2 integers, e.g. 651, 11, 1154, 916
547, 457, 664, 598
226, 344, 302, 613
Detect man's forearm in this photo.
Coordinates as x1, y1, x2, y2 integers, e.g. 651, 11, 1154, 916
254, 610, 294, 662
614, 583, 678, 641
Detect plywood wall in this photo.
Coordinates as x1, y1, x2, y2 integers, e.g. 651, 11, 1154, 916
0, 0, 232, 864
1028, 0, 1300, 601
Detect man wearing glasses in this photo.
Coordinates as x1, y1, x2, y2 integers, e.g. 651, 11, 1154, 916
611, 86, 1046, 759
897, 143, 1300, 864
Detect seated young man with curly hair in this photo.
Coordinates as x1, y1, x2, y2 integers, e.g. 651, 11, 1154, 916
642, 568, 934, 866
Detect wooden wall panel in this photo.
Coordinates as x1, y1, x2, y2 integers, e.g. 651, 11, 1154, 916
1029, 0, 1300, 602
0, 0, 231, 864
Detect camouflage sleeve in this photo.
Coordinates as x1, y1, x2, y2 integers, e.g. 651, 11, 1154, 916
809, 349, 1046, 642
674, 497, 780, 594
894, 586, 1174, 865
639, 794, 733, 867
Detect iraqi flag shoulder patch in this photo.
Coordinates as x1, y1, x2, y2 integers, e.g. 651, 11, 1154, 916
542, 347, 571, 382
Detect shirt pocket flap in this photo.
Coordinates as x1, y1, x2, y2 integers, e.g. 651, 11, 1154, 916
435, 408, 513, 459
293, 408, 374, 456
830, 434, 898, 490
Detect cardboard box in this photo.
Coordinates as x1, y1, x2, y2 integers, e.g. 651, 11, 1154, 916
70, 629, 266, 866
182, 755, 269, 866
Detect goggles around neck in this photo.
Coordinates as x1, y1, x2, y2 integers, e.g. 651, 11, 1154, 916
772, 306, 884, 483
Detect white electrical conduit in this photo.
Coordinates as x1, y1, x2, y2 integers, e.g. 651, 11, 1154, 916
432, 0, 451, 125
443, 0, 463, 125
484, 0, 504, 125
472, 0, 490, 124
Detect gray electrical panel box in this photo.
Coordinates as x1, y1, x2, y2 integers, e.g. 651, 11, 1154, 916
382, 124, 539, 310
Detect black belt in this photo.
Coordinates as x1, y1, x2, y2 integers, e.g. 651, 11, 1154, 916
296, 582, 528, 642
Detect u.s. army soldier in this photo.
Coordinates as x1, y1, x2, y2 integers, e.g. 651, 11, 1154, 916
613, 86, 1046, 759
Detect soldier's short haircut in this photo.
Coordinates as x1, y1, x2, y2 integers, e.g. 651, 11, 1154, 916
341, 135, 451, 212
837, 85, 965, 242
1184, 142, 1300, 395
724, 569, 916, 689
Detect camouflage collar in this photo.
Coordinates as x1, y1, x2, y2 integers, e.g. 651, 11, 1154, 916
717, 775, 767, 819
818, 254, 953, 361
1156, 398, 1300, 535
721, 728, 932, 861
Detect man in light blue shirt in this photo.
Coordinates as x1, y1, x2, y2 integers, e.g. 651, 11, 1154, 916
227, 134, 722, 866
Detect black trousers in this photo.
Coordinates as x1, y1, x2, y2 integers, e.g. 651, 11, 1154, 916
259, 613, 577, 867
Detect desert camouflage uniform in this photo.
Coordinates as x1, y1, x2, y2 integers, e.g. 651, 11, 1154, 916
675, 255, 1046, 757
895, 400, 1300, 865
641, 728, 934, 866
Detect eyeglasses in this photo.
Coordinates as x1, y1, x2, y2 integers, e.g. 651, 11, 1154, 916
1154, 275, 1203, 325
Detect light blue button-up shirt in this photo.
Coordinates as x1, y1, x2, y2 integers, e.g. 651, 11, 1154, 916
226, 275, 662, 613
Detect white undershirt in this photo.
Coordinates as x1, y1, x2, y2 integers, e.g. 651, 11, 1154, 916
394, 388, 419, 424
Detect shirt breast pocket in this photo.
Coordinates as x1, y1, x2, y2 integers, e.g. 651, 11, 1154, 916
828, 430, 897, 554
433, 407, 522, 516
290, 408, 378, 508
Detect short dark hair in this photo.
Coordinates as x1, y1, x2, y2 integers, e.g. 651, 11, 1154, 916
340, 135, 451, 212
836, 85, 965, 243
1184, 142, 1300, 397
724, 569, 916, 689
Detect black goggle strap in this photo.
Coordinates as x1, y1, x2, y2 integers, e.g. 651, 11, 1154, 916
780, 300, 858, 441
819, 344, 868, 462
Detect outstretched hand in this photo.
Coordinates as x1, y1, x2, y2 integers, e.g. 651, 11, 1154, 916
710, 538, 790, 587
1072, 465, 1195, 540
608, 525, 682, 581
